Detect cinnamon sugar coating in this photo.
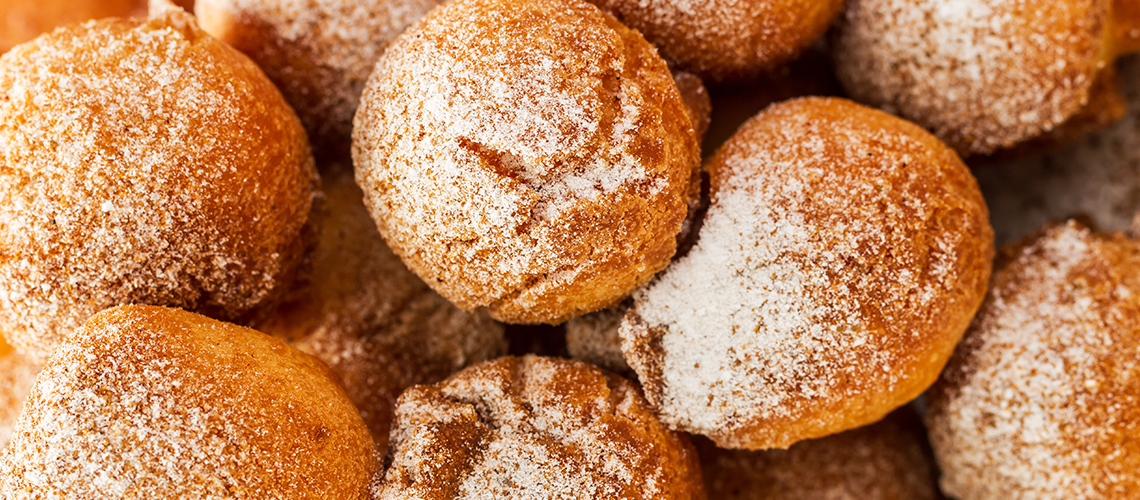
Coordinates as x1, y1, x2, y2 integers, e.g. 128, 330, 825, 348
195, 0, 443, 160
376, 355, 706, 500
353, 0, 699, 325
0, 12, 318, 362
255, 171, 507, 452
0, 0, 145, 52
0, 334, 40, 450
699, 409, 941, 500
621, 97, 994, 450
0, 305, 378, 499
928, 220, 1140, 500
833, 0, 1114, 156
587, 0, 844, 84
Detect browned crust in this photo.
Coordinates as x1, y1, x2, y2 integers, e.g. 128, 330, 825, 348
352, 0, 698, 325
588, 0, 844, 84
196, 0, 442, 162
698, 408, 942, 500
376, 355, 706, 500
0, 12, 318, 361
0, 305, 377, 499
254, 171, 507, 453
927, 220, 1140, 500
0, 0, 146, 53
622, 97, 994, 449
834, 0, 1112, 156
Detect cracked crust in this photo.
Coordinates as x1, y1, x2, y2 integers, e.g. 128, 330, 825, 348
375, 355, 706, 500
352, 0, 699, 325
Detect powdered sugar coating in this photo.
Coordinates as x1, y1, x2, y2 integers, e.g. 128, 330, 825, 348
0, 305, 378, 500
376, 355, 706, 500
0, 12, 318, 361
587, 0, 843, 83
0, 0, 145, 52
353, 0, 698, 324
927, 221, 1140, 500
621, 97, 994, 449
195, 0, 442, 159
834, 0, 1110, 155
255, 170, 507, 452
0, 335, 40, 449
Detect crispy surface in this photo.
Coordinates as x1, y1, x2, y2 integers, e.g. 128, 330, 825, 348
834, 0, 1112, 156
587, 0, 843, 84
256, 171, 507, 452
0, 334, 39, 450
376, 355, 706, 500
196, 0, 442, 161
928, 221, 1140, 500
0, 0, 145, 53
699, 409, 941, 500
0, 12, 318, 361
621, 97, 994, 449
353, 0, 699, 325
0, 305, 377, 499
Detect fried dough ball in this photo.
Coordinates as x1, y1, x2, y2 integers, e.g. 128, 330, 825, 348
196, 0, 442, 160
0, 10, 318, 361
0, 305, 377, 499
833, 0, 1138, 156
255, 170, 507, 452
375, 355, 706, 500
927, 220, 1140, 500
353, 0, 699, 325
620, 97, 994, 450
0, 334, 39, 449
587, 0, 844, 84
0, 0, 146, 53
699, 408, 941, 500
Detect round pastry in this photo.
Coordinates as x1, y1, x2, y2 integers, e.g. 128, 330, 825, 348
375, 355, 706, 499
255, 169, 507, 452
699, 408, 941, 500
353, 0, 699, 325
832, 0, 1140, 156
927, 220, 1140, 500
0, 334, 39, 450
620, 97, 994, 450
0, 305, 377, 499
0, 0, 145, 53
196, 0, 443, 160
587, 0, 844, 84
0, 10, 318, 361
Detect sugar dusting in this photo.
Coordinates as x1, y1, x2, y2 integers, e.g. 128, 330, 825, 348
255, 171, 507, 452
197, 0, 443, 154
353, 0, 696, 322
621, 98, 992, 448
834, 0, 1108, 155
0, 306, 377, 499
587, 0, 843, 82
928, 221, 1140, 500
376, 355, 704, 500
0, 13, 316, 361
